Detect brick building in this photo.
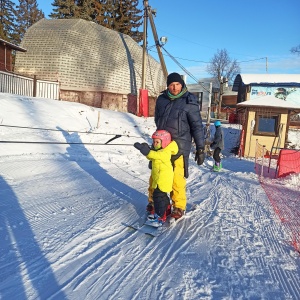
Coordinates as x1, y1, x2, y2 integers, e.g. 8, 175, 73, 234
14, 18, 165, 115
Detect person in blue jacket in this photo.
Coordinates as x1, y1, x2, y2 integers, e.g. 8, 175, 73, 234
210, 120, 224, 171
148, 72, 205, 220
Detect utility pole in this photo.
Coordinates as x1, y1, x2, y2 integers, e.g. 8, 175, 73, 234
139, 0, 168, 117
217, 76, 222, 117
141, 0, 148, 90
205, 82, 212, 154
206, 82, 212, 125
138, 0, 150, 117
217, 76, 227, 117
146, 5, 168, 80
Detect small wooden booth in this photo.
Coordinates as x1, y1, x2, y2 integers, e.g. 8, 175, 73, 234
236, 95, 300, 158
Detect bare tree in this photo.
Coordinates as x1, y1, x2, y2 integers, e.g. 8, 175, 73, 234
206, 49, 240, 114
290, 44, 300, 55
207, 48, 240, 84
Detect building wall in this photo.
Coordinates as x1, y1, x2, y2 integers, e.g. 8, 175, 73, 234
249, 86, 300, 105
14, 18, 165, 114
0, 45, 12, 72
222, 95, 238, 107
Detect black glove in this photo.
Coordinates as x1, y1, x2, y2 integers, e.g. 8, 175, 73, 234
195, 148, 205, 165
134, 142, 150, 156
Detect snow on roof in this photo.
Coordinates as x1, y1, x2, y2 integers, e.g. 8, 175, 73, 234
232, 74, 300, 91
237, 95, 300, 110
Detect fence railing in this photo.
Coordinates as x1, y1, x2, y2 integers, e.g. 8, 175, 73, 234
0, 71, 59, 100
255, 141, 300, 254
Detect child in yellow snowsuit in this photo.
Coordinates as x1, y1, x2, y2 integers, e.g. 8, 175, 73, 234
134, 130, 178, 225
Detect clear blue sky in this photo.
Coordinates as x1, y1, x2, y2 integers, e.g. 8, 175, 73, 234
35, 0, 300, 83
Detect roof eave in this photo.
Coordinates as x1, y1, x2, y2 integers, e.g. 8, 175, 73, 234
0, 38, 27, 52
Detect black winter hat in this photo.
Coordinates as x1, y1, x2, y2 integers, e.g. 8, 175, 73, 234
167, 72, 185, 87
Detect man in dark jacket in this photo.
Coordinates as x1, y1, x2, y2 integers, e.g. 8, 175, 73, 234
147, 72, 205, 219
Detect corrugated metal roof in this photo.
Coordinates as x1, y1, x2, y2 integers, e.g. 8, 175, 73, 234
232, 74, 300, 91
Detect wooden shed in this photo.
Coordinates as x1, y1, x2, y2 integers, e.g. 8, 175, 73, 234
0, 38, 26, 72
236, 95, 300, 157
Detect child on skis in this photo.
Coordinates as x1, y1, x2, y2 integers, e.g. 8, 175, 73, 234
210, 120, 224, 171
134, 130, 178, 225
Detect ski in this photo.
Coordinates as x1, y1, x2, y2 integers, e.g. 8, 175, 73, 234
125, 213, 148, 230
125, 214, 173, 237
144, 210, 192, 237
126, 207, 195, 237
143, 215, 185, 237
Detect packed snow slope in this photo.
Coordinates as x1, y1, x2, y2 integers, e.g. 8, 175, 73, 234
0, 93, 299, 300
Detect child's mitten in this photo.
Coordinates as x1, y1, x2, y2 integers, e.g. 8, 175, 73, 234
134, 142, 150, 156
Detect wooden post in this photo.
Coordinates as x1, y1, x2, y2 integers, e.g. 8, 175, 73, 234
97, 111, 100, 129
33, 75, 37, 97
141, 1, 148, 90
205, 82, 212, 154
261, 145, 266, 177
147, 6, 168, 81
206, 82, 212, 125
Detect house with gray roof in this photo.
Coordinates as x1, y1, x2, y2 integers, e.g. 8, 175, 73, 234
187, 78, 237, 120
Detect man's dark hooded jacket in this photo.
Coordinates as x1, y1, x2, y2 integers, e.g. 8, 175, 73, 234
155, 89, 205, 178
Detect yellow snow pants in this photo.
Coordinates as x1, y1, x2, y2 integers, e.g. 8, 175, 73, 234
148, 155, 187, 210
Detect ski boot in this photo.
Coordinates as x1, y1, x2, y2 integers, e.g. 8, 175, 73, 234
213, 161, 222, 172
170, 207, 184, 220
146, 202, 155, 215
147, 213, 166, 227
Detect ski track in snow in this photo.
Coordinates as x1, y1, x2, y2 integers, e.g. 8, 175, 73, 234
0, 95, 300, 299
2, 153, 299, 299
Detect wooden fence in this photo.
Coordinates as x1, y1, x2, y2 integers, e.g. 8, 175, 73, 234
0, 71, 59, 100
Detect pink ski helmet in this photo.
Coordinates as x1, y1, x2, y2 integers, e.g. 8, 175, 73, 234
152, 130, 172, 149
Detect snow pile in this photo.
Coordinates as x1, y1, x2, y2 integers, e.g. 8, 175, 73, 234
288, 129, 300, 149
278, 173, 300, 188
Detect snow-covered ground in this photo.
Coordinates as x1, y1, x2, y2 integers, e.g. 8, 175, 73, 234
0, 93, 299, 300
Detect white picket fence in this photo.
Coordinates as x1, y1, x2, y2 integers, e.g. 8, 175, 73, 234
0, 71, 59, 100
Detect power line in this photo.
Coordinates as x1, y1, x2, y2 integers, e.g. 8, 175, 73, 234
161, 46, 211, 93
149, 48, 266, 65
237, 57, 267, 64
148, 48, 209, 63
151, 26, 269, 62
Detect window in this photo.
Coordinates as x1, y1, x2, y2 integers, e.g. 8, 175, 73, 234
254, 113, 279, 136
